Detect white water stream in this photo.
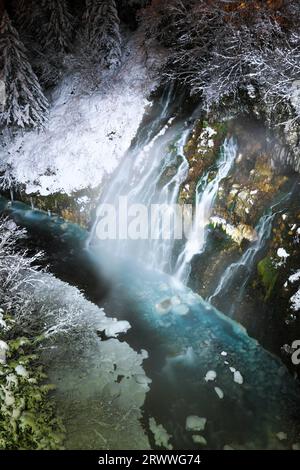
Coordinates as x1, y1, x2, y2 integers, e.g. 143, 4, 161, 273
175, 138, 237, 283
91, 94, 238, 281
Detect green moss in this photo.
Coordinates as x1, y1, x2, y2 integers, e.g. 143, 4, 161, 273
0, 312, 65, 450
257, 256, 278, 300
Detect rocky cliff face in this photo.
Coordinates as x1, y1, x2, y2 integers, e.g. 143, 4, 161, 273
177, 112, 300, 376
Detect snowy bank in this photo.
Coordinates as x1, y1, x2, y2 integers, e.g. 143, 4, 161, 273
20, 271, 151, 450
0, 32, 158, 196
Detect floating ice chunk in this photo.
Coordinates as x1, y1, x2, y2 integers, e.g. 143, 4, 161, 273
233, 371, 244, 385
192, 435, 207, 446
173, 304, 189, 316
186, 416, 207, 432
292, 443, 300, 450
214, 387, 224, 399
221, 351, 227, 356
229, 367, 236, 373
205, 370, 217, 382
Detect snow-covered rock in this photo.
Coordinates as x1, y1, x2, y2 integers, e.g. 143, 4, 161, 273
277, 248, 290, 260
192, 435, 207, 446
204, 370, 217, 382
149, 417, 173, 450
288, 270, 300, 284
186, 416, 207, 432
214, 387, 224, 399
290, 288, 300, 312
103, 319, 131, 338
233, 370, 244, 385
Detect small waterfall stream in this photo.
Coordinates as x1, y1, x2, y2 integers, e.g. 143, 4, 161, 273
208, 190, 293, 316
175, 138, 237, 283
208, 210, 276, 312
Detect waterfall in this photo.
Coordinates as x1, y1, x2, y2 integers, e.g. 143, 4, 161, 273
90, 88, 193, 274
208, 211, 275, 313
208, 190, 292, 315
91, 95, 238, 281
99, 124, 190, 272
175, 138, 237, 283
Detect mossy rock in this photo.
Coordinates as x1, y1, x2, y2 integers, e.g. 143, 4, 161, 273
179, 119, 229, 205
257, 256, 278, 300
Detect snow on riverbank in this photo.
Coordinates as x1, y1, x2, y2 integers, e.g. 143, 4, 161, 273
25, 271, 151, 449
0, 32, 159, 196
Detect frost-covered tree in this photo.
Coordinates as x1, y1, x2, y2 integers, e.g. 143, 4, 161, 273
40, 0, 74, 53
9, 1, 72, 88
0, 218, 43, 319
10, 0, 44, 36
0, 10, 49, 128
141, 0, 300, 123
83, 0, 122, 68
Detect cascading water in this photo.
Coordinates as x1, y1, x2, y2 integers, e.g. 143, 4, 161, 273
91, 98, 237, 281
208, 190, 293, 315
208, 211, 276, 312
90, 90, 192, 273
175, 138, 237, 283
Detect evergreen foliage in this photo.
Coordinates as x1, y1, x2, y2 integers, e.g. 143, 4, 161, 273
0, 10, 48, 128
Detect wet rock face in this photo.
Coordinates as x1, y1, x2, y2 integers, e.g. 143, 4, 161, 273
187, 116, 288, 277
179, 120, 228, 205
184, 115, 300, 373
213, 119, 288, 230
253, 199, 300, 370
